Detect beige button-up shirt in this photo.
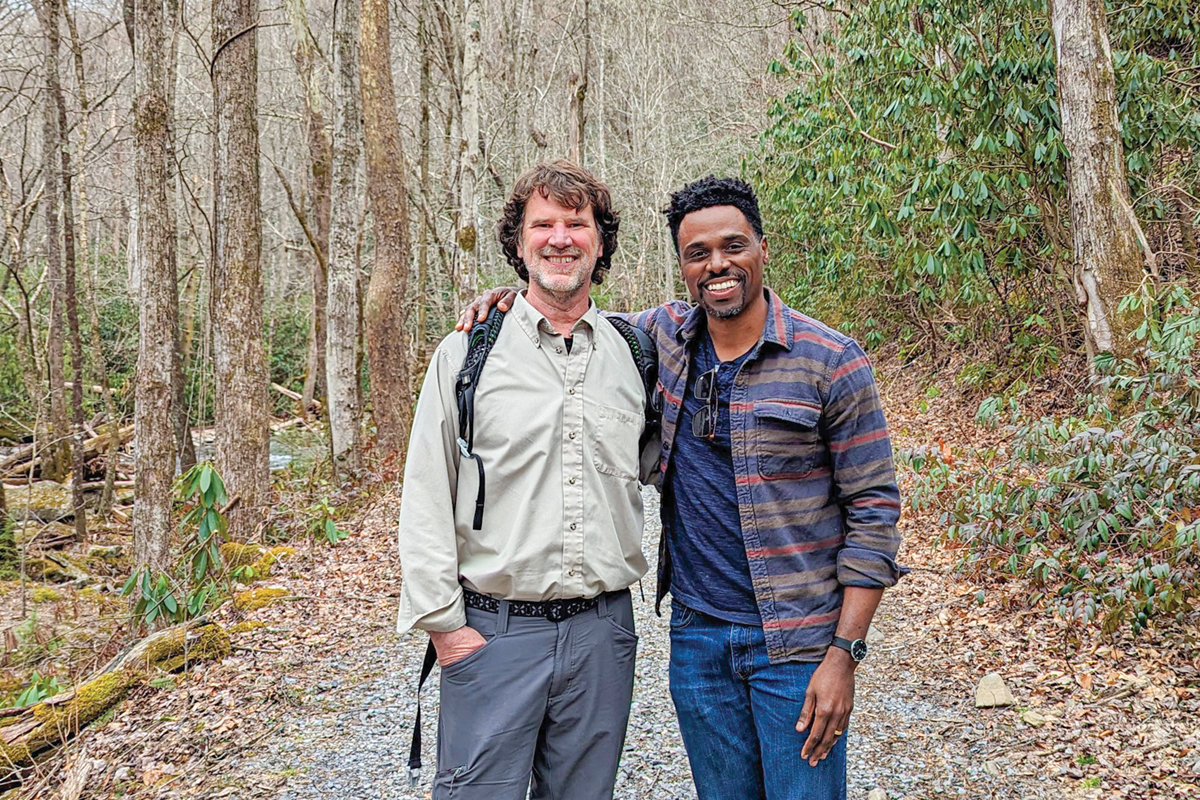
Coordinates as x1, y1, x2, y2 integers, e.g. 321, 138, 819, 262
397, 293, 655, 634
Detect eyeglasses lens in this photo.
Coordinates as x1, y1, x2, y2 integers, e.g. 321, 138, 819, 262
691, 368, 719, 439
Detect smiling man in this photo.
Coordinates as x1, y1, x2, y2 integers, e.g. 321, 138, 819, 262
638, 176, 905, 800
397, 161, 655, 800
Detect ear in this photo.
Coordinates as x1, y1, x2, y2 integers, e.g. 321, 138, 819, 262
760, 236, 769, 264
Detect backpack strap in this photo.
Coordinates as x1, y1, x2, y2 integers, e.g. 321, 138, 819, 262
454, 309, 507, 530
406, 638, 439, 785
605, 315, 662, 450
407, 312, 505, 781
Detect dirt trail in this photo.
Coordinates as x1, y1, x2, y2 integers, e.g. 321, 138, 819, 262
25, 375, 1195, 799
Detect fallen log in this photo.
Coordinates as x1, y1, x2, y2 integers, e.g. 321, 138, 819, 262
0, 619, 230, 777
271, 382, 323, 411
269, 416, 317, 433
0, 425, 133, 479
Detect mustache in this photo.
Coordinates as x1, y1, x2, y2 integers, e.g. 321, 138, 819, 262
537, 247, 584, 258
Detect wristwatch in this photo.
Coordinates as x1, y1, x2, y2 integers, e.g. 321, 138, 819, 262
831, 636, 868, 662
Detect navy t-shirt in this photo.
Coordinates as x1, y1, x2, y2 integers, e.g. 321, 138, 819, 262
665, 331, 761, 624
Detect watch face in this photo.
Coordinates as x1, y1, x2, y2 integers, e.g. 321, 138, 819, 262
850, 639, 868, 661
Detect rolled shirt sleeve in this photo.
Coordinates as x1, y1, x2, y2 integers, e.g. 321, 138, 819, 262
823, 340, 907, 589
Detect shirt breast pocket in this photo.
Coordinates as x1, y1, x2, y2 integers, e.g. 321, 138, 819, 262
754, 400, 825, 480
591, 403, 642, 482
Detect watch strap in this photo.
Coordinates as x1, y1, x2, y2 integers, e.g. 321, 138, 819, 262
831, 636, 866, 661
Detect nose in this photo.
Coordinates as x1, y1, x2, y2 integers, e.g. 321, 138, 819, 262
709, 248, 729, 271
548, 222, 571, 249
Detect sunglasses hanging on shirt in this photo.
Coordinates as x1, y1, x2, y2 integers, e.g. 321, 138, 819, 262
691, 367, 720, 440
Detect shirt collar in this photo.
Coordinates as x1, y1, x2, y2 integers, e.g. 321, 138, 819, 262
675, 288, 793, 353
510, 290, 598, 345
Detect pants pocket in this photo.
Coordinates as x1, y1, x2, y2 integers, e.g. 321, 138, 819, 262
669, 602, 695, 630
432, 765, 463, 799
438, 633, 496, 679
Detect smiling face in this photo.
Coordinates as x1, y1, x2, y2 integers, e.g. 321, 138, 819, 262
517, 191, 602, 304
676, 204, 767, 320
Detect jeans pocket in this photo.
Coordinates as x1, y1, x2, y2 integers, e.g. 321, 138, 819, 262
669, 603, 695, 630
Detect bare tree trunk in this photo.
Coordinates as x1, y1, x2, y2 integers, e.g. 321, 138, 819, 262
327, 0, 363, 471
166, 0, 195, 473
286, 0, 331, 415
41, 0, 88, 540
132, 0, 178, 571
456, 0, 481, 305
415, 0, 432, 368
360, 0, 414, 459
68, 8, 121, 519
59, 73, 86, 539
1049, 0, 1150, 361
568, 0, 590, 164
37, 0, 70, 485
213, 0, 268, 538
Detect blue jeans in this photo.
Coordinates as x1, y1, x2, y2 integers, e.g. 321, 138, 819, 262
668, 603, 847, 800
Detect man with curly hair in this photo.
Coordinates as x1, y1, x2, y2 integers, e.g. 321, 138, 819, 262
397, 160, 656, 800
461, 176, 904, 800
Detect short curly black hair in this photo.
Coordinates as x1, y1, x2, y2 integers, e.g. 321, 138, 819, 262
663, 176, 763, 255
497, 160, 619, 285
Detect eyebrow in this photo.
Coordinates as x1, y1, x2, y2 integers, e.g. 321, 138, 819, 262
683, 231, 750, 252
527, 214, 589, 224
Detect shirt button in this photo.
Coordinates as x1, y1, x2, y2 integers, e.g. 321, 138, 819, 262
569, 477, 576, 485
568, 569, 580, 577
570, 522, 577, 530
568, 430, 576, 439
556, 346, 564, 354
568, 387, 575, 395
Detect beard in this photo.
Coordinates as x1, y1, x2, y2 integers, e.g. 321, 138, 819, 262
527, 248, 597, 300
700, 294, 746, 319
696, 279, 748, 319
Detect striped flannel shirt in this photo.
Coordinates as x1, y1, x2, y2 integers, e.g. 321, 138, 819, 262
622, 288, 905, 663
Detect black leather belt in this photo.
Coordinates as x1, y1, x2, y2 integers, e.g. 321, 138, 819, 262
463, 588, 605, 623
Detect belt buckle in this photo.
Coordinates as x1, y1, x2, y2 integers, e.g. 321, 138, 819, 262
545, 600, 566, 622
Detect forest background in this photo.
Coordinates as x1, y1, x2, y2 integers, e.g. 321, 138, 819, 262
0, 0, 1197, 792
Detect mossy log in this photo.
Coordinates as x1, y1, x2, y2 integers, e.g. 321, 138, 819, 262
0, 619, 229, 777
220, 543, 294, 581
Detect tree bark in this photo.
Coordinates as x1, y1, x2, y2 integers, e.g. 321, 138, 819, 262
212, 0, 268, 538
360, 0, 414, 459
286, 0, 331, 415
43, 0, 88, 541
327, 0, 363, 472
1049, 0, 1150, 361
68, 8, 122, 519
132, 0, 178, 571
456, 0, 482, 305
167, 0, 196, 474
415, 0, 432, 365
37, 0, 70, 486
568, 0, 590, 164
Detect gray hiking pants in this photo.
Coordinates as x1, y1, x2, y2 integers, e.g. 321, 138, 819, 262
434, 589, 638, 800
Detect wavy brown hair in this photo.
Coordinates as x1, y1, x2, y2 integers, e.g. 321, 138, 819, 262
497, 160, 620, 285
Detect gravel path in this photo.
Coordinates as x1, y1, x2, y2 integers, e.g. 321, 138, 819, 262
231, 488, 1065, 800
